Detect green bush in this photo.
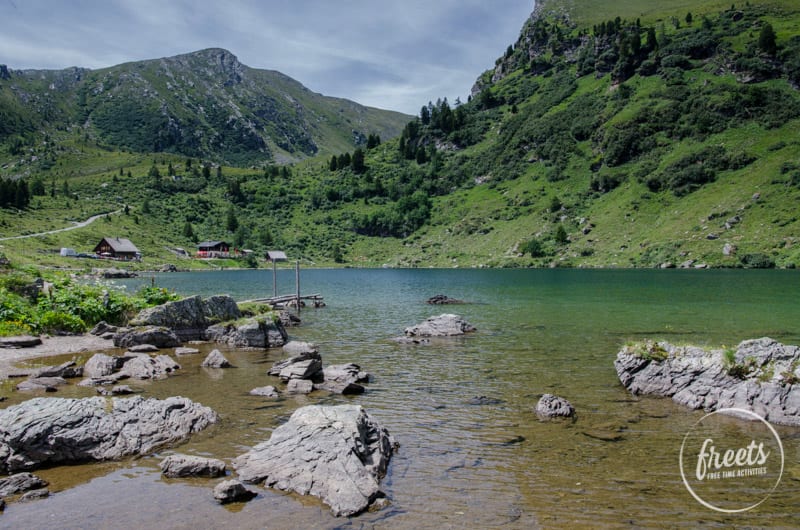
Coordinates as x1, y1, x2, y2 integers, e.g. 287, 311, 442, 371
37, 310, 85, 334
739, 253, 775, 269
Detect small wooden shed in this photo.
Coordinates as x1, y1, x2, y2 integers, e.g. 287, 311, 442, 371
93, 237, 140, 260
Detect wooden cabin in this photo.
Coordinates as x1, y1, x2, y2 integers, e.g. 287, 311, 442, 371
93, 237, 140, 260
197, 241, 230, 258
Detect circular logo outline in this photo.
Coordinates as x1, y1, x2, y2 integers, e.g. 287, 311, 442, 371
679, 407, 784, 513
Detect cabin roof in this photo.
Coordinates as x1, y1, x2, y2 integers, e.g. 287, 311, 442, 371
97, 237, 139, 253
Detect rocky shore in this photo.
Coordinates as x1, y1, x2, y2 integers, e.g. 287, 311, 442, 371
615, 337, 800, 426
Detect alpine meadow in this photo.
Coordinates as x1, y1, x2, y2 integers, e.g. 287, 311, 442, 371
1, 0, 799, 270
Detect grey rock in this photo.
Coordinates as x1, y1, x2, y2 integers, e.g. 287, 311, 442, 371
128, 344, 160, 353
114, 326, 181, 349
282, 341, 318, 355
83, 353, 120, 378
249, 386, 279, 397
659, 262, 675, 269
131, 295, 241, 341
0, 336, 42, 348
535, 394, 575, 418
174, 347, 200, 356
18, 488, 49, 501
120, 354, 181, 379
0, 472, 48, 497
213, 479, 257, 504
96, 385, 135, 396
160, 454, 226, 478
314, 363, 369, 394
723, 243, 737, 256
78, 373, 129, 387
233, 405, 396, 517
268, 351, 321, 377
90, 321, 118, 336
0, 396, 218, 472
278, 358, 322, 381
285, 379, 314, 395
706, 233, 719, 240
321, 363, 369, 384
404, 314, 476, 337
314, 381, 365, 395
16, 377, 68, 392
426, 294, 465, 305
201, 349, 232, 368
615, 337, 800, 426
278, 311, 302, 327
206, 317, 288, 349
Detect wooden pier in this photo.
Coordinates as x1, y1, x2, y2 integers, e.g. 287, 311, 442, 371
242, 293, 325, 308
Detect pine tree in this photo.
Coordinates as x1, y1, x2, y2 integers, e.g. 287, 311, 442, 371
352, 148, 367, 173
329, 155, 338, 171
226, 207, 239, 232
758, 23, 777, 55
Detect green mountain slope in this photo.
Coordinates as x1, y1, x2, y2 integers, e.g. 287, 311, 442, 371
0, 48, 410, 166
0, 1, 799, 271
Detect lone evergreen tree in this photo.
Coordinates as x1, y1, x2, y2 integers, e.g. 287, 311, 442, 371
758, 23, 777, 55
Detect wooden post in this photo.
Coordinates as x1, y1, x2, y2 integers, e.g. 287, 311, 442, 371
272, 259, 277, 297
295, 260, 300, 312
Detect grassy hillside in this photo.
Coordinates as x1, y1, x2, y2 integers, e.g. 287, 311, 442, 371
0, 0, 799, 271
0, 49, 410, 167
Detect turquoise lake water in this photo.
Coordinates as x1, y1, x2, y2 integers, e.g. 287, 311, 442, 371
2, 268, 799, 528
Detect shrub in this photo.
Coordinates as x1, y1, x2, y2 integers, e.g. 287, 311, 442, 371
37, 310, 85, 334
739, 253, 775, 269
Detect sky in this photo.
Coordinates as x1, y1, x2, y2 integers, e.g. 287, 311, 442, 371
0, 0, 535, 115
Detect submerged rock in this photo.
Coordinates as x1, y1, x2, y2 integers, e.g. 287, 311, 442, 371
426, 294, 466, 305
615, 337, 800, 426
0, 396, 218, 472
233, 405, 397, 517
535, 394, 575, 419
404, 314, 476, 337
249, 386, 279, 397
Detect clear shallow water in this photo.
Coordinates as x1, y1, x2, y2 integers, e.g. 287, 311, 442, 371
2, 269, 799, 529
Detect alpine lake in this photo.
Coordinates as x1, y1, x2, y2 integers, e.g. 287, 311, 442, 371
2, 268, 799, 529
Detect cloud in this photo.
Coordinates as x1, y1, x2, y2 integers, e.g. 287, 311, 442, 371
0, 0, 534, 114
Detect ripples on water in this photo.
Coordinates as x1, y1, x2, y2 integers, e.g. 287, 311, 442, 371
2, 269, 799, 528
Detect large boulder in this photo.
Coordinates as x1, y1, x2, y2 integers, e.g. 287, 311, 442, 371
233, 405, 396, 517
131, 295, 241, 341
404, 314, 476, 337
615, 338, 800, 426
113, 326, 181, 349
0, 396, 218, 472
206, 317, 288, 349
